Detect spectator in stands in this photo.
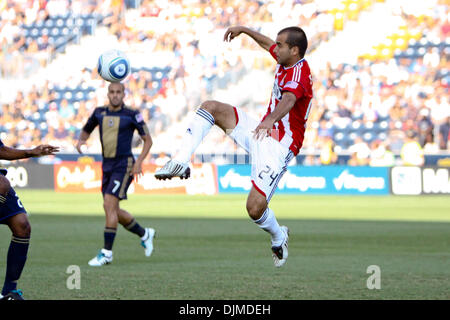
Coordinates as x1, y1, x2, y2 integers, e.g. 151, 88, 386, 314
0, 0, 448, 167
400, 131, 424, 166
319, 136, 337, 165
348, 137, 371, 166
423, 131, 439, 154
417, 108, 434, 147
369, 140, 395, 167
54, 121, 69, 140
439, 116, 450, 150
58, 98, 75, 120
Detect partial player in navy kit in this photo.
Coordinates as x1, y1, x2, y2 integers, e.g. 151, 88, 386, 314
0, 139, 59, 300
76, 82, 155, 266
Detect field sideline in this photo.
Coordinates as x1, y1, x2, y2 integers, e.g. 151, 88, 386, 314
13, 190, 450, 222
0, 190, 449, 300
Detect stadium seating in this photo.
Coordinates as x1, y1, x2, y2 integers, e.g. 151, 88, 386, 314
0, 0, 448, 160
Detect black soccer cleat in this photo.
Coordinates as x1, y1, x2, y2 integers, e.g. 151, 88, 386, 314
0, 289, 25, 300
271, 226, 289, 267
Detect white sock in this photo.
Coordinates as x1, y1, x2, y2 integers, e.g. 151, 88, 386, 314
140, 229, 148, 241
174, 108, 214, 164
101, 248, 112, 257
253, 208, 285, 247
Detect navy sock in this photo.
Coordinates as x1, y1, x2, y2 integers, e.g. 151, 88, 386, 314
104, 227, 116, 251
2, 235, 30, 295
124, 219, 145, 238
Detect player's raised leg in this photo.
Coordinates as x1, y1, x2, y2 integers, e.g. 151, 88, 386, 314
247, 187, 289, 268
1, 213, 30, 300
118, 209, 156, 257
155, 100, 237, 180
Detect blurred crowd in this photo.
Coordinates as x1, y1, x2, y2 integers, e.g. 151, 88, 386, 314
0, 0, 119, 77
0, 0, 449, 166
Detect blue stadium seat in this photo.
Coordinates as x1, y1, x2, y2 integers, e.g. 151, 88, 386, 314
30, 28, 40, 38
44, 19, 54, 28
35, 20, 44, 28
363, 132, 374, 143
378, 120, 389, 132
50, 27, 60, 37
334, 132, 345, 144
61, 27, 70, 36
377, 132, 388, 141
75, 92, 84, 100
56, 18, 65, 27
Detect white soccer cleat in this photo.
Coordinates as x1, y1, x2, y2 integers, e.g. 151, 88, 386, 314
272, 226, 289, 268
154, 160, 191, 180
88, 249, 113, 267
141, 228, 156, 257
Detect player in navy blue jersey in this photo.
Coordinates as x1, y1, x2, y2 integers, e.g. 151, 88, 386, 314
0, 140, 59, 300
76, 82, 155, 266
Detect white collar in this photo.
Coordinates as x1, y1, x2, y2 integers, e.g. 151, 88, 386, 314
282, 57, 305, 70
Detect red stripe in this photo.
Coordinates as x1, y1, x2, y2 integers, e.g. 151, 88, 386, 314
277, 119, 286, 142
233, 107, 239, 126
251, 180, 266, 198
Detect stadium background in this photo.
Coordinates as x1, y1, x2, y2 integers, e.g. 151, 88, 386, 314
0, 0, 449, 300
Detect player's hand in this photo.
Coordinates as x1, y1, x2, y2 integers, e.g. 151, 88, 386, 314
32, 144, 60, 157
253, 118, 274, 141
224, 26, 245, 42
75, 140, 86, 154
132, 162, 143, 182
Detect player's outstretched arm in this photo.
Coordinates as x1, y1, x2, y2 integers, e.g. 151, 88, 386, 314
224, 26, 275, 51
0, 144, 59, 161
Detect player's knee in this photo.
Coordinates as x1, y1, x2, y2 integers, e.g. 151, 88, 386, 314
103, 198, 119, 216
200, 100, 219, 115
103, 202, 116, 215
0, 174, 11, 196
14, 219, 31, 238
246, 201, 266, 220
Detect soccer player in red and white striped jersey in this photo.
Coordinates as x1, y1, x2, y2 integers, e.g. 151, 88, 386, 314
155, 26, 313, 267
263, 39, 313, 156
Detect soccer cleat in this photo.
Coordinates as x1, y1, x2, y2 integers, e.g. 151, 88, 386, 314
271, 226, 289, 268
141, 228, 156, 257
0, 289, 24, 300
154, 160, 191, 180
88, 249, 113, 267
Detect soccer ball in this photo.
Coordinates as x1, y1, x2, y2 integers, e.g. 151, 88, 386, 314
97, 49, 130, 82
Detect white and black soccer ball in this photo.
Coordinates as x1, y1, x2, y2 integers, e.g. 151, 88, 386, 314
97, 49, 130, 82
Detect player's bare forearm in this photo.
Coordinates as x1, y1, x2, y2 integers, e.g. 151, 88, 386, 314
253, 92, 297, 140
266, 92, 297, 124
0, 145, 59, 160
76, 130, 90, 154
135, 134, 152, 165
224, 26, 275, 51
0, 146, 34, 160
78, 130, 90, 143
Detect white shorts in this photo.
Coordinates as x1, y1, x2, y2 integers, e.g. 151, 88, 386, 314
229, 107, 294, 202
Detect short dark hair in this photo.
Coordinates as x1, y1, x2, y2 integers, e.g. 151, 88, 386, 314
278, 27, 308, 58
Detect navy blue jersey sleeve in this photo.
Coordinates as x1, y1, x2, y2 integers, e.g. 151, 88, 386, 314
83, 108, 99, 134
132, 110, 149, 136
0, 139, 3, 148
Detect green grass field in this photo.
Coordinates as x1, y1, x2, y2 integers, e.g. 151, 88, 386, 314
0, 190, 449, 300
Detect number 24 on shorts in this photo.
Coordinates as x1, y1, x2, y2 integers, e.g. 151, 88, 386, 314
258, 165, 279, 187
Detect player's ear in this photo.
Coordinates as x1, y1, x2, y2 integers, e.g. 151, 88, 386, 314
290, 45, 299, 56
